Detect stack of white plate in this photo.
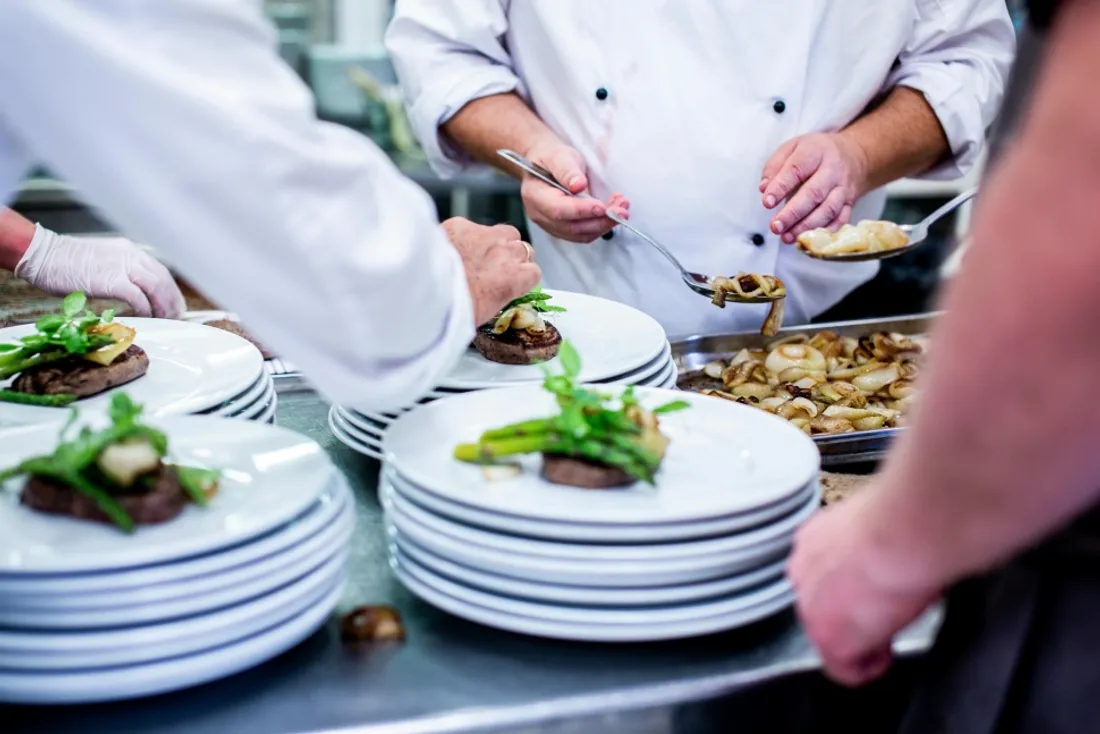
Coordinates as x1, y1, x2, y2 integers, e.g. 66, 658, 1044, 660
0, 318, 275, 427
330, 291, 674, 460
378, 386, 820, 642
0, 416, 353, 704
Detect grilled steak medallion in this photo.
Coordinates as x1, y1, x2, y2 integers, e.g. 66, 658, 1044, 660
541, 454, 635, 489
21, 466, 188, 526
472, 323, 562, 365
11, 345, 149, 398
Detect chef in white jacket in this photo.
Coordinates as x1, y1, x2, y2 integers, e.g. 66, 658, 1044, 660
386, 1, 1015, 339
0, 1, 539, 411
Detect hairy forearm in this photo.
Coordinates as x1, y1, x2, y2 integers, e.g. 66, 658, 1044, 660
839, 86, 951, 194
866, 0, 1100, 588
442, 93, 562, 178
0, 207, 35, 272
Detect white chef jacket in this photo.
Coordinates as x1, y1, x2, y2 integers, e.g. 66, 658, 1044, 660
0, 0, 475, 412
387, 0, 1014, 339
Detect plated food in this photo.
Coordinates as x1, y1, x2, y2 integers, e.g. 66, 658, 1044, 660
796, 220, 909, 257
455, 341, 689, 488
709, 274, 787, 336
0, 292, 145, 407
682, 329, 924, 436
472, 286, 566, 365
0, 393, 220, 532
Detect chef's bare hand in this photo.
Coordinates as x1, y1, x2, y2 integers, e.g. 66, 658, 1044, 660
520, 139, 629, 243
442, 218, 542, 326
760, 133, 869, 243
14, 225, 185, 318
788, 488, 941, 687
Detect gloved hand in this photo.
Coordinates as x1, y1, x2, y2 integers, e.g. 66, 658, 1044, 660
14, 225, 185, 318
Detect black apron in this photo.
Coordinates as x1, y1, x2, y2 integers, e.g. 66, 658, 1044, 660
899, 5, 1100, 732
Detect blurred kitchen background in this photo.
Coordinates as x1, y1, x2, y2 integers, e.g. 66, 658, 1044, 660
10, 0, 1030, 324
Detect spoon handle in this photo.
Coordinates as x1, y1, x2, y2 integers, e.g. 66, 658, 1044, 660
920, 186, 978, 229
495, 150, 692, 278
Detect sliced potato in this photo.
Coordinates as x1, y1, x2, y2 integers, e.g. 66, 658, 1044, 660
82, 323, 136, 366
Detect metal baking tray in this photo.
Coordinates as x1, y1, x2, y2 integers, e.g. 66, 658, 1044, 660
671, 313, 938, 467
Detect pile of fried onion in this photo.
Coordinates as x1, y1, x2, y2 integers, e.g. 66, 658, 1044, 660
693, 330, 924, 435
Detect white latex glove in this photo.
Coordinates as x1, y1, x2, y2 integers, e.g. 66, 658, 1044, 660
14, 225, 184, 318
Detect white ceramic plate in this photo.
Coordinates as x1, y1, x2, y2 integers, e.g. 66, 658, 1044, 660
0, 496, 353, 617
0, 549, 347, 669
210, 373, 271, 417
385, 496, 809, 588
0, 515, 347, 629
441, 291, 667, 390
0, 575, 345, 704
0, 318, 265, 425
386, 467, 817, 543
396, 535, 788, 607
0, 476, 349, 596
0, 416, 335, 574
336, 407, 385, 442
392, 555, 793, 643
328, 408, 383, 461
395, 548, 791, 625
383, 386, 819, 525
243, 392, 278, 424
384, 482, 815, 563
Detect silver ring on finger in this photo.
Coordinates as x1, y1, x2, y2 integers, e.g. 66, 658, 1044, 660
521, 241, 535, 262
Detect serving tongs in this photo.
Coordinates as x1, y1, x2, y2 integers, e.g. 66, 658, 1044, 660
497, 149, 783, 305
799, 187, 978, 262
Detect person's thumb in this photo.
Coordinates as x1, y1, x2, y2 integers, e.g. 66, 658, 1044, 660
542, 147, 588, 194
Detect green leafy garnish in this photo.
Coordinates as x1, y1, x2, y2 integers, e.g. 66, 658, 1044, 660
0, 393, 213, 533
503, 285, 567, 314
454, 339, 689, 484
0, 291, 117, 381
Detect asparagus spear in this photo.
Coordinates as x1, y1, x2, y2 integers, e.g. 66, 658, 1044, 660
0, 390, 78, 407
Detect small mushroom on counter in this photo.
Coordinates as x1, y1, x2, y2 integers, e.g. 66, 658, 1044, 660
341, 605, 407, 643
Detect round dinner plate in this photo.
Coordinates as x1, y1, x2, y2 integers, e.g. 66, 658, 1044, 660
385, 493, 812, 588
0, 549, 347, 669
395, 535, 788, 607
383, 482, 816, 563
0, 476, 349, 596
385, 467, 817, 543
336, 406, 384, 442
0, 500, 353, 625
440, 291, 667, 390
245, 392, 279, 424
0, 575, 345, 704
392, 555, 794, 643
394, 548, 792, 625
383, 386, 819, 525
0, 416, 335, 574
210, 373, 272, 417
0, 318, 265, 425
328, 408, 383, 461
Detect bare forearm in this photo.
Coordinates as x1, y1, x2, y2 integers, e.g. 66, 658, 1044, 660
839, 86, 951, 194
0, 207, 35, 271
867, 0, 1100, 588
442, 93, 562, 178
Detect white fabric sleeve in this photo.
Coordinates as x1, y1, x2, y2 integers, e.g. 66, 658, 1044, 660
886, 0, 1017, 179
386, 0, 522, 178
0, 0, 474, 412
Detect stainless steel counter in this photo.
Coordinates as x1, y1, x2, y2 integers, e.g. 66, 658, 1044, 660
2, 390, 940, 734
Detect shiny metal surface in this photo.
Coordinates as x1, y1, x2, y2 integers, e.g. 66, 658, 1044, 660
2, 390, 939, 734
673, 314, 936, 466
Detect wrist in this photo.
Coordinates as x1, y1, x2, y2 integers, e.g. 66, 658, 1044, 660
835, 128, 873, 198
11, 224, 59, 282
0, 209, 38, 272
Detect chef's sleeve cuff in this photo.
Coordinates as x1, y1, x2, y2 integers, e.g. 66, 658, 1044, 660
406, 65, 522, 179
889, 63, 983, 180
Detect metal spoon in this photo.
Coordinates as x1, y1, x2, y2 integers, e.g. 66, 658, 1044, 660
799, 186, 978, 262
497, 150, 782, 304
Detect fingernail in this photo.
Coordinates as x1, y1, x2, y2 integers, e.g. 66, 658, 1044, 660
783, 233, 795, 244
591, 206, 603, 216
771, 220, 784, 234
764, 195, 776, 208
569, 177, 583, 189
